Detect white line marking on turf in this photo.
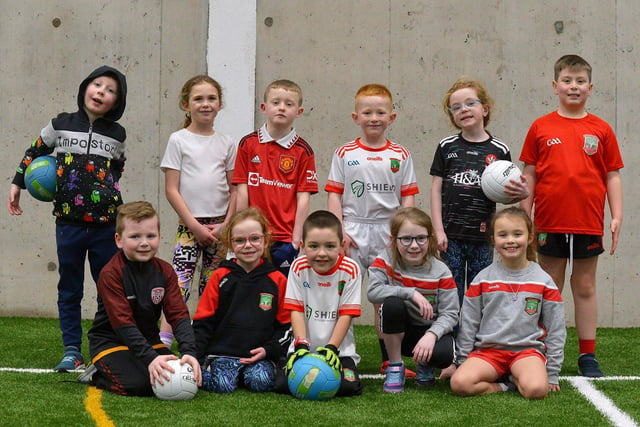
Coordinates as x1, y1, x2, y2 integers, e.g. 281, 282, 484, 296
0, 367, 56, 374
360, 374, 640, 381
568, 377, 638, 427
361, 374, 385, 380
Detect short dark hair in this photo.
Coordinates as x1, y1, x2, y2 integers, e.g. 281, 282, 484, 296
302, 210, 343, 242
554, 54, 592, 81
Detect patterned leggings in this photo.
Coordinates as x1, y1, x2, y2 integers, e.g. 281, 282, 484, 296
441, 239, 493, 305
171, 216, 225, 301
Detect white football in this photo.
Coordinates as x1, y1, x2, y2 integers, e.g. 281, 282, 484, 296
152, 360, 198, 401
481, 160, 522, 204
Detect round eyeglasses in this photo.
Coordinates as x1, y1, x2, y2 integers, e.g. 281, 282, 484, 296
396, 235, 430, 247
231, 234, 264, 247
448, 99, 482, 114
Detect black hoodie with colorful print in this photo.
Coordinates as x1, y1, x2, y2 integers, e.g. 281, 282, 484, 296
12, 65, 128, 226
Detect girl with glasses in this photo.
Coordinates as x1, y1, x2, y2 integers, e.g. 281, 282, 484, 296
430, 77, 529, 307
192, 208, 291, 394
368, 207, 459, 393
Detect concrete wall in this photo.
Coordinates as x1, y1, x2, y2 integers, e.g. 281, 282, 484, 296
1, 1, 638, 327
0, 0, 209, 317
254, 1, 639, 327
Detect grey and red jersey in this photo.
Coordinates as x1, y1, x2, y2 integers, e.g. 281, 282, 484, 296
456, 261, 566, 383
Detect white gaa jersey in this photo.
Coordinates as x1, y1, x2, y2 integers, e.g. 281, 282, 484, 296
284, 254, 362, 363
325, 138, 419, 220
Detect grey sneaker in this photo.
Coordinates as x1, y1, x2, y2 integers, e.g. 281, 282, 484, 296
77, 363, 97, 384
54, 347, 85, 372
415, 364, 435, 387
383, 363, 405, 393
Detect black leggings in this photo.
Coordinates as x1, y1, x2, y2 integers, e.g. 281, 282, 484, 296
380, 296, 455, 368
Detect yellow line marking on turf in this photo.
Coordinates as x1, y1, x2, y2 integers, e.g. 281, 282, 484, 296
84, 386, 115, 427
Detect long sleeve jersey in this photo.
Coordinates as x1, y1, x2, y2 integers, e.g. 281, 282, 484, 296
456, 261, 566, 383
368, 249, 459, 339
192, 259, 291, 364
88, 252, 196, 366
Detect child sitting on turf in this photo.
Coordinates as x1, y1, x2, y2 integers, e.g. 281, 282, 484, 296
192, 208, 290, 393
450, 207, 566, 399
82, 201, 202, 396
368, 207, 459, 393
279, 210, 363, 397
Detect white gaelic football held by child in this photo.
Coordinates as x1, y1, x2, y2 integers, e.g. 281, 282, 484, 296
152, 359, 198, 401
480, 160, 522, 205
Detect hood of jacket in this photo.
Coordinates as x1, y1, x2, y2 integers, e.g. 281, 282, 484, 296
77, 65, 127, 122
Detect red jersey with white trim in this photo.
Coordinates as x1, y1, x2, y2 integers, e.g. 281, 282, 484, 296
325, 138, 419, 220
520, 112, 624, 234
232, 125, 318, 241
284, 254, 361, 363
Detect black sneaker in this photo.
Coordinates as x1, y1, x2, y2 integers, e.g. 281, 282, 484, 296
498, 374, 517, 392
578, 353, 604, 378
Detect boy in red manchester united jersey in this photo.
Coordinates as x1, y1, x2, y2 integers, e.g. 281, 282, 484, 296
232, 80, 318, 277
520, 55, 624, 378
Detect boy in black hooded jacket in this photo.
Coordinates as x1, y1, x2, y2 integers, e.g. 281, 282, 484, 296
8, 65, 128, 372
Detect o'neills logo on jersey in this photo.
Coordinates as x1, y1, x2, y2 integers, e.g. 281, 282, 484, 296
247, 172, 293, 189
367, 156, 383, 161
279, 155, 295, 173
151, 287, 164, 304
259, 293, 274, 311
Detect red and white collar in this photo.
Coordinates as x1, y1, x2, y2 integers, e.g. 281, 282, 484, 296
258, 124, 299, 150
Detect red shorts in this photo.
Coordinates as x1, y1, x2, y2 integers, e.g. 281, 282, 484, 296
468, 348, 546, 377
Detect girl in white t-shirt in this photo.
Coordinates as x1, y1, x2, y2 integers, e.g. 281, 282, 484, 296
159, 75, 237, 346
